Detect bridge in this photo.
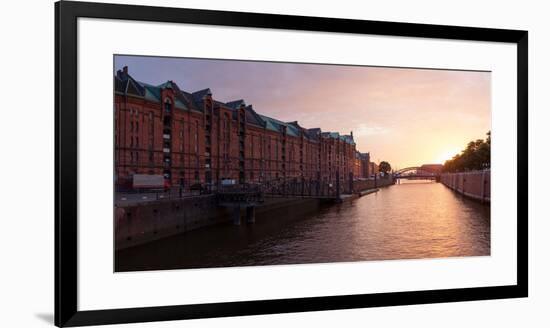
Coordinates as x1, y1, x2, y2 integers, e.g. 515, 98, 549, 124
393, 164, 442, 182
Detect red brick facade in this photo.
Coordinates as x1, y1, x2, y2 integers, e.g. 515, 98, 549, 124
114, 66, 361, 191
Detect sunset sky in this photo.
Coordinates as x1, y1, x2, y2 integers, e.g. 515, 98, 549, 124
114, 55, 491, 169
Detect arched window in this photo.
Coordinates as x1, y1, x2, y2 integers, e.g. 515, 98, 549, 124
164, 98, 172, 113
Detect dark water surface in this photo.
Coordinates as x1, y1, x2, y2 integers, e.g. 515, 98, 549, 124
116, 181, 490, 271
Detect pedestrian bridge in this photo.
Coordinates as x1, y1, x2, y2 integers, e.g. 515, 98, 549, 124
393, 166, 441, 181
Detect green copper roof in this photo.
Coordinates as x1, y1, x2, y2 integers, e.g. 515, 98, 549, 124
258, 114, 280, 132
140, 84, 161, 102
257, 115, 300, 137
174, 98, 187, 110
285, 124, 299, 137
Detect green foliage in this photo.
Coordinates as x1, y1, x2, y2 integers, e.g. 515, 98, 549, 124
379, 161, 392, 174
442, 131, 491, 172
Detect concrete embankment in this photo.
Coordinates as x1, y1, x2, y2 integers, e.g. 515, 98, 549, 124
115, 195, 321, 250
440, 170, 490, 203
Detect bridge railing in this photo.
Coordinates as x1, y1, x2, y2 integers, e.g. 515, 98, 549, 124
259, 178, 341, 198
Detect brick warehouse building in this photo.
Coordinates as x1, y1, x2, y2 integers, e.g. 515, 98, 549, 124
114, 66, 364, 191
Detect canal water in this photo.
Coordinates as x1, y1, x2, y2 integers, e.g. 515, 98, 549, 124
115, 181, 490, 272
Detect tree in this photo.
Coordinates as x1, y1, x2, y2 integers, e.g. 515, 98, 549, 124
379, 161, 392, 174
442, 131, 491, 172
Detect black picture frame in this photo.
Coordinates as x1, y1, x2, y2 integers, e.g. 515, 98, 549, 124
55, 1, 528, 326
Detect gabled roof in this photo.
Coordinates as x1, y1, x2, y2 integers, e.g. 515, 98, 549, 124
319, 131, 355, 144
257, 115, 300, 137
258, 114, 282, 132
306, 128, 321, 141
157, 80, 175, 89
164, 81, 200, 111
285, 123, 300, 137
244, 105, 265, 127
341, 135, 355, 145
191, 88, 212, 109
225, 99, 246, 109
138, 82, 161, 102
115, 69, 145, 97
192, 88, 212, 104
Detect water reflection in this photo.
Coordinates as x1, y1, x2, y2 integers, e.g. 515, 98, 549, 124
116, 181, 490, 272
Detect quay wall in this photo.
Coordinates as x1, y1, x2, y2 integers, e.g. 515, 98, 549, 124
115, 194, 226, 250
353, 176, 394, 193
440, 170, 491, 203
115, 195, 320, 250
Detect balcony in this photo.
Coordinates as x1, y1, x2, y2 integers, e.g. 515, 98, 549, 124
163, 134, 171, 140
163, 148, 170, 153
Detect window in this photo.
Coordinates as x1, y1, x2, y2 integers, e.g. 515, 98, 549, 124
164, 99, 172, 113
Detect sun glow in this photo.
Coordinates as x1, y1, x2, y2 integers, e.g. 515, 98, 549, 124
435, 149, 462, 164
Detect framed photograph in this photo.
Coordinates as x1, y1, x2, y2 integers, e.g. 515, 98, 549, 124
55, 1, 528, 326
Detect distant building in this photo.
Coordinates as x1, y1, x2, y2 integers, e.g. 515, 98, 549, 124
114, 66, 362, 190
354, 152, 370, 179
369, 162, 379, 176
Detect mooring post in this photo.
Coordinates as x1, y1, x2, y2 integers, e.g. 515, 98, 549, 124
233, 206, 241, 225
246, 206, 256, 224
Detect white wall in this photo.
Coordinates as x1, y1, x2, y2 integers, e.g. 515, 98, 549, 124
0, 0, 546, 327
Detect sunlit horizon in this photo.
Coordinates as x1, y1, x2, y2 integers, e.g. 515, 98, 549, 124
115, 56, 491, 168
